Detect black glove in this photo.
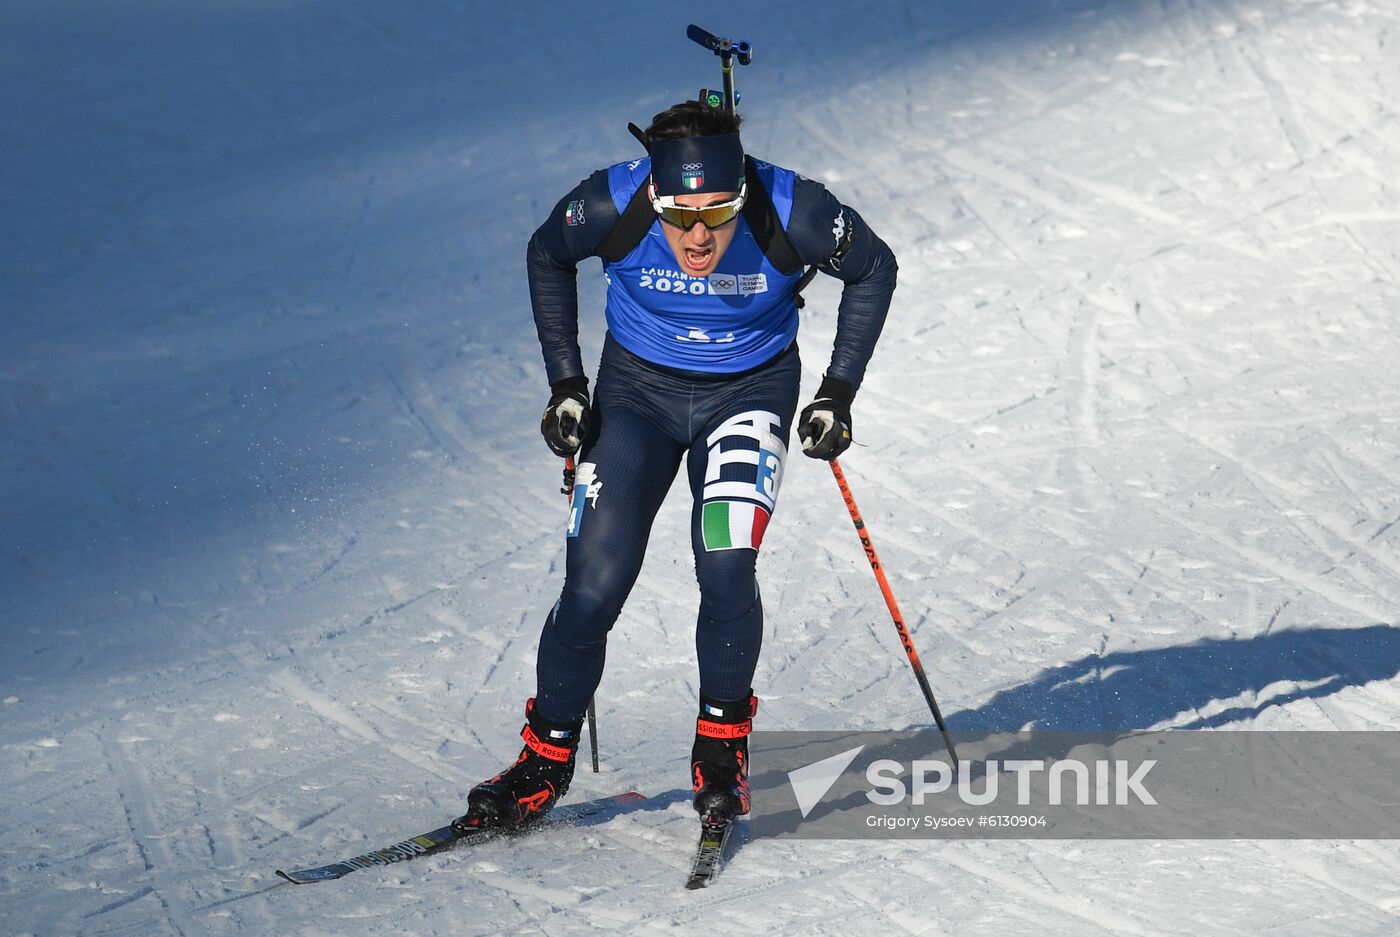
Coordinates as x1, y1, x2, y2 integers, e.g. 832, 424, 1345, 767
540, 376, 591, 457
798, 376, 855, 460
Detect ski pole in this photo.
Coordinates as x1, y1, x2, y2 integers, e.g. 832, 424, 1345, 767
828, 458, 958, 765
562, 455, 602, 774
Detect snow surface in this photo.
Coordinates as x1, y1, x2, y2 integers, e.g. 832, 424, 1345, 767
4, 0, 1400, 934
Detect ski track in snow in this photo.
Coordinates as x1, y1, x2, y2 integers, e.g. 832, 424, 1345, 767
4, 0, 1400, 934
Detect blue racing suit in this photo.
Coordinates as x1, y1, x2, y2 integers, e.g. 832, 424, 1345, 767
525, 155, 897, 721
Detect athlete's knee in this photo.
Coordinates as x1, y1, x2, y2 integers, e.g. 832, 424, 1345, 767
697, 565, 761, 624
700, 594, 761, 629
543, 600, 607, 655
691, 549, 756, 613
553, 576, 631, 647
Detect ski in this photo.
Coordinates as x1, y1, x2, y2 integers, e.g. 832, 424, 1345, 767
276, 790, 644, 884
684, 816, 735, 889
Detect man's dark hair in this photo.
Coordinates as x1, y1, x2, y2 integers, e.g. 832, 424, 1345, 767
645, 101, 743, 142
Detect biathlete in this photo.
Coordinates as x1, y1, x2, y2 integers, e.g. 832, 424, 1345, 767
457, 99, 897, 830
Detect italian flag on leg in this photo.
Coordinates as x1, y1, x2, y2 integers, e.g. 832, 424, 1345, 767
702, 500, 771, 551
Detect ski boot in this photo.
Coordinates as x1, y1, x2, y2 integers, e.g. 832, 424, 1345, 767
454, 698, 582, 833
690, 691, 757, 821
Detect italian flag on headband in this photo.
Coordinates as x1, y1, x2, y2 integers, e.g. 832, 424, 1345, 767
702, 500, 770, 551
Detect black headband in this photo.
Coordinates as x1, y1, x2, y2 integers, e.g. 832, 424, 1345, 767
650, 134, 745, 196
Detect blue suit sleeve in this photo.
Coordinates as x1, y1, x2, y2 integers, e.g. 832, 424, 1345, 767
527, 170, 619, 386
786, 176, 898, 392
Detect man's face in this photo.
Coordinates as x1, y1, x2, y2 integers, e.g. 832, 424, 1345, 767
659, 190, 741, 278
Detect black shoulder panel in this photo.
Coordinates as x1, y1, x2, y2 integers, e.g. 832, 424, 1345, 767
741, 157, 803, 276
596, 180, 657, 262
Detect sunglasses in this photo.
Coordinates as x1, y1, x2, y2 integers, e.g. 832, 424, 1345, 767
649, 180, 747, 230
